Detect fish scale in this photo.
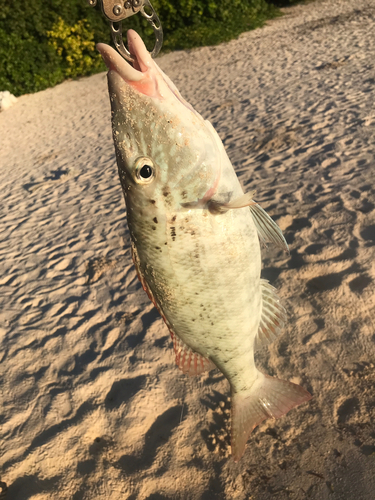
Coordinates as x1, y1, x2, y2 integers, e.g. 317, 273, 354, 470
130, 175, 261, 380
97, 30, 311, 461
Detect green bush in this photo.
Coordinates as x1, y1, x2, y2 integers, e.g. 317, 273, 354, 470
47, 17, 103, 77
0, 0, 109, 95
0, 0, 284, 96
156, 0, 276, 50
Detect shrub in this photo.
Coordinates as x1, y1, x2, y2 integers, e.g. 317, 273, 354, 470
0, 0, 283, 96
0, 0, 109, 95
47, 17, 103, 77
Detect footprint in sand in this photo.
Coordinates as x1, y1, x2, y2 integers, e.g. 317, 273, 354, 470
0, 482, 7, 500
360, 224, 375, 244
336, 397, 361, 425
114, 405, 182, 474
349, 275, 372, 293
104, 375, 147, 409
85, 256, 116, 284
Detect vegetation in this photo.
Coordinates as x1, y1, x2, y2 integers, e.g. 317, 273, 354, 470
47, 17, 103, 78
0, 0, 302, 96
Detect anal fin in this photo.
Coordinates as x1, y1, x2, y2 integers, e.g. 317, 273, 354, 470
170, 331, 216, 376
255, 279, 286, 350
231, 373, 312, 462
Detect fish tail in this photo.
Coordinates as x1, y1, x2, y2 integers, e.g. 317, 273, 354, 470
231, 373, 311, 462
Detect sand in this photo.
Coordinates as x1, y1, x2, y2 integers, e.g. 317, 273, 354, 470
1, 0, 375, 498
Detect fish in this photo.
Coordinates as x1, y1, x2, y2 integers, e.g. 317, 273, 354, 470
97, 30, 311, 462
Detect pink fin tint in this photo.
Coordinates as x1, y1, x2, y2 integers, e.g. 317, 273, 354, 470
255, 279, 286, 350
231, 373, 312, 462
170, 332, 216, 376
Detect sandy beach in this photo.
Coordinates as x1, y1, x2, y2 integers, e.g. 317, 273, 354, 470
1, 0, 375, 498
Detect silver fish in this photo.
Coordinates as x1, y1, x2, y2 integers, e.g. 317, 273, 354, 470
97, 31, 311, 461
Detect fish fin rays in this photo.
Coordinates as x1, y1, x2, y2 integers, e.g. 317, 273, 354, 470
249, 203, 289, 253
231, 373, 312, 462
208, 191, 256, 214
207, 191, 289, 253
255, 279, 286, 350
170, 331, 216, 376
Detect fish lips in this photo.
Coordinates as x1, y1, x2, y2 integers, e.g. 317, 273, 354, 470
97, 30, 158, 98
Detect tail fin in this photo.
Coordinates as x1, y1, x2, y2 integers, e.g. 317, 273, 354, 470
231, 373, 311, 462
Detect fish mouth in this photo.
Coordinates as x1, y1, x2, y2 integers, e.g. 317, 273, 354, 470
97, 30, 156, 96
97, 30, 200, 109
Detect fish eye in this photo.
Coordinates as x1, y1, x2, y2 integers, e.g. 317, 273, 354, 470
134, 157, 155, 184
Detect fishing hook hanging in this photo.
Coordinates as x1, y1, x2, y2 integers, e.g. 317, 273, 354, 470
87, 0, 163, 62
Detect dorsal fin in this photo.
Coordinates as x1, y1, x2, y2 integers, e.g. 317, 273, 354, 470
255, 279, 286, 350
170, 331, 216, 376
249, 203, 289, 253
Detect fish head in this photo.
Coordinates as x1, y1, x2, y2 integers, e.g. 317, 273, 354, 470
97, 31, 222, 216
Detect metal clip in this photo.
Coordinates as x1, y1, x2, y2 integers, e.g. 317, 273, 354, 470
87, 0, 163, 62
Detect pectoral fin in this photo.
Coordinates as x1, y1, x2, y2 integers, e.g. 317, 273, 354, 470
207, 191, 289, 253
207, 191, 256, 214
249, 203, 289, 253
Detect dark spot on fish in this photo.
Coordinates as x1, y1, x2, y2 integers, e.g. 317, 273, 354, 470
185, 217, 189, 222
195, 292, 199, 295
164, 242, 168, 245
153, 217, 158, 224
163, 189, 170, 197
170, 227, 176, 241
195, 254, 199, 259
199, 313, 203, 318
181, 190, 187, 199
150, 199, 156, 204
152, 226, 156, 231
192, 319, 196, 322
155, 246, 161, 250
203, 308, 206, 312
200, 304, 204, 307
171, 215, 177, 222
211, 322, 214, 326
191, 231, 195, 236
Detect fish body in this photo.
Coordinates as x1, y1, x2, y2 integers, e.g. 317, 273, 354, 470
97, 32, 311, 461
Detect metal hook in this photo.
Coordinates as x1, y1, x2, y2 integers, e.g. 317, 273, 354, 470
88, 0, 163, 62
111, 1, 163, 62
